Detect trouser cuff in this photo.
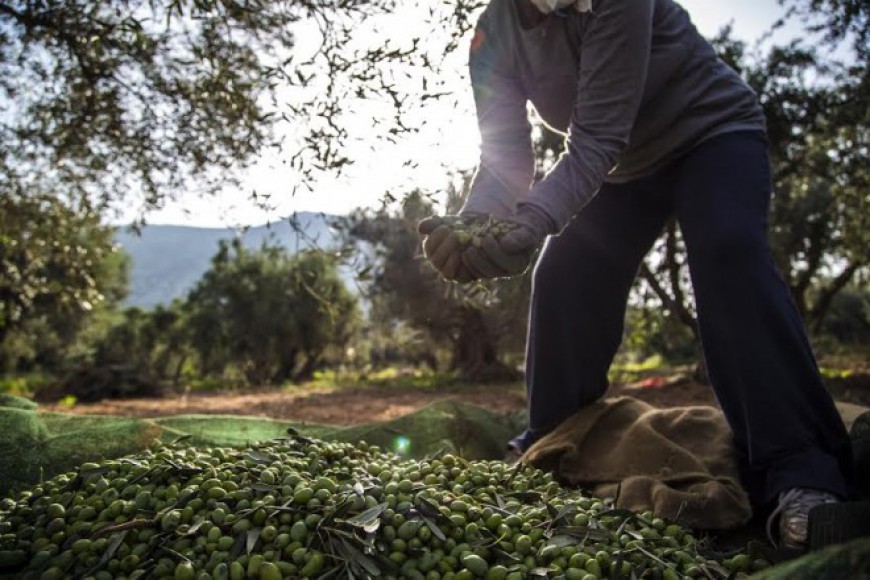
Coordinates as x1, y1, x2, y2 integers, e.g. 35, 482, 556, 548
749, 446, 852, 506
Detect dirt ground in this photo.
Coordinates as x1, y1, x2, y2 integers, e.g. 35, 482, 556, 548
41, 371, 870, 425
42, 382, 529, 424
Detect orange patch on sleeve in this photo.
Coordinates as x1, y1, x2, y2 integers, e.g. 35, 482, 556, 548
470, 28, 485, 53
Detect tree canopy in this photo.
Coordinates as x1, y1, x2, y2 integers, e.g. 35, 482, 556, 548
0, 192, 127, 371
184, 240, 358, 385
1, 0, 865, 390
0, 0, 478, 384
0, 0, 484, 216
634, 10, 868, 346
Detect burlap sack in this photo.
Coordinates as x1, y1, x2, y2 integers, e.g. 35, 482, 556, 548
522, 396, 752, 530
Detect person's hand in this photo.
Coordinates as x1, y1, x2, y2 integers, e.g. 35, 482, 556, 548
462, 205, 554, 279
418, 214, 485, 283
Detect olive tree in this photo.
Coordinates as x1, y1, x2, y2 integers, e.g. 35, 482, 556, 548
0, 0, 486, 215
635, 13, 868, 353
0, 192, 128, 372
184, 240, 359, 385
0, 0, 483, 379
338, 188, 528, 382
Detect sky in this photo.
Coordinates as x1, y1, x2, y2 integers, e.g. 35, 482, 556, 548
134, 0, 801, 228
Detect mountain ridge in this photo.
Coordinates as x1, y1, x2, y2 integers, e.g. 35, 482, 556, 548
116, 213, 346, 309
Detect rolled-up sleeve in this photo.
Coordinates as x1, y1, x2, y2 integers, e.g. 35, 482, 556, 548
461, 17, 535, 219
522, 0, 655, 231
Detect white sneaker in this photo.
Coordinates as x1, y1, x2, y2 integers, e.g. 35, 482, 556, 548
766, 488, 839, 549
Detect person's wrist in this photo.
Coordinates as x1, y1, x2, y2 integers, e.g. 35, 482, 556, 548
515, 204, 557, 239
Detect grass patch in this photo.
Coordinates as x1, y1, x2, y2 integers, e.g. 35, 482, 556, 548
819, 367, 855, 380
303, 368, 463, 391
608, 355, 669, 384
0, 373, 53, 398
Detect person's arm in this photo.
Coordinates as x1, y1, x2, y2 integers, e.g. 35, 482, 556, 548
521, 0, 655, 231
461, 15, 535, 220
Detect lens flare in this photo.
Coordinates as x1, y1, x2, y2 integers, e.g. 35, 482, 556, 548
393, 436, 412, 455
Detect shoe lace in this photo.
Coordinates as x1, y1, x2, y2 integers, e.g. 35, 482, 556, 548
766, 489, 796, 547
765, 488, 836, 547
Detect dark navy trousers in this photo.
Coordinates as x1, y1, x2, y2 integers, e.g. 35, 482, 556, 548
512, 131, 852, 505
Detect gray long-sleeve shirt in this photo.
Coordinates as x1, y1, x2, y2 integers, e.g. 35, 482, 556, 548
461, 0, 766, 231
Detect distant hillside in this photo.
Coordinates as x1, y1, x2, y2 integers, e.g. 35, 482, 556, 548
116, 214, 349, 309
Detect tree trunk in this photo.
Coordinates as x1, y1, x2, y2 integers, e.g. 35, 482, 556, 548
638, 263, 699, 340
808, 262, 860, 334
451, 307, 521, 383
292, 353, 320, 383
172, 355, 187, 388
273, 349, 299, 384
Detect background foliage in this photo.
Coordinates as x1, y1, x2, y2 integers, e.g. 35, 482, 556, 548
0, 0, 866, 399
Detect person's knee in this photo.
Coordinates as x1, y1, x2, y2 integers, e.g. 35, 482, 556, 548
532, 239, 617, 295
687, 223, 767, 267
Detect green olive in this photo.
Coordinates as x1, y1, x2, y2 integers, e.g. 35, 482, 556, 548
0, 436, 744, 579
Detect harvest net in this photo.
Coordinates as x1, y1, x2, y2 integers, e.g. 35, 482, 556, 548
1, 395, 868, 579
0, 396, 523, 496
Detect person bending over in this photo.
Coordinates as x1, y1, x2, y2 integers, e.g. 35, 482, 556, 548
418, 0, 852, 550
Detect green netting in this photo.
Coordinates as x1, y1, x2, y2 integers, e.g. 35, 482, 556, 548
0, 395, 524, 495
4, 395, 870, 578
327, 400, 521, 460
750, 537, 870, 579
0, 406, 52, 495
0, 394, 36, 411
1, 408, 181, 495
152, 414, 337, 447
